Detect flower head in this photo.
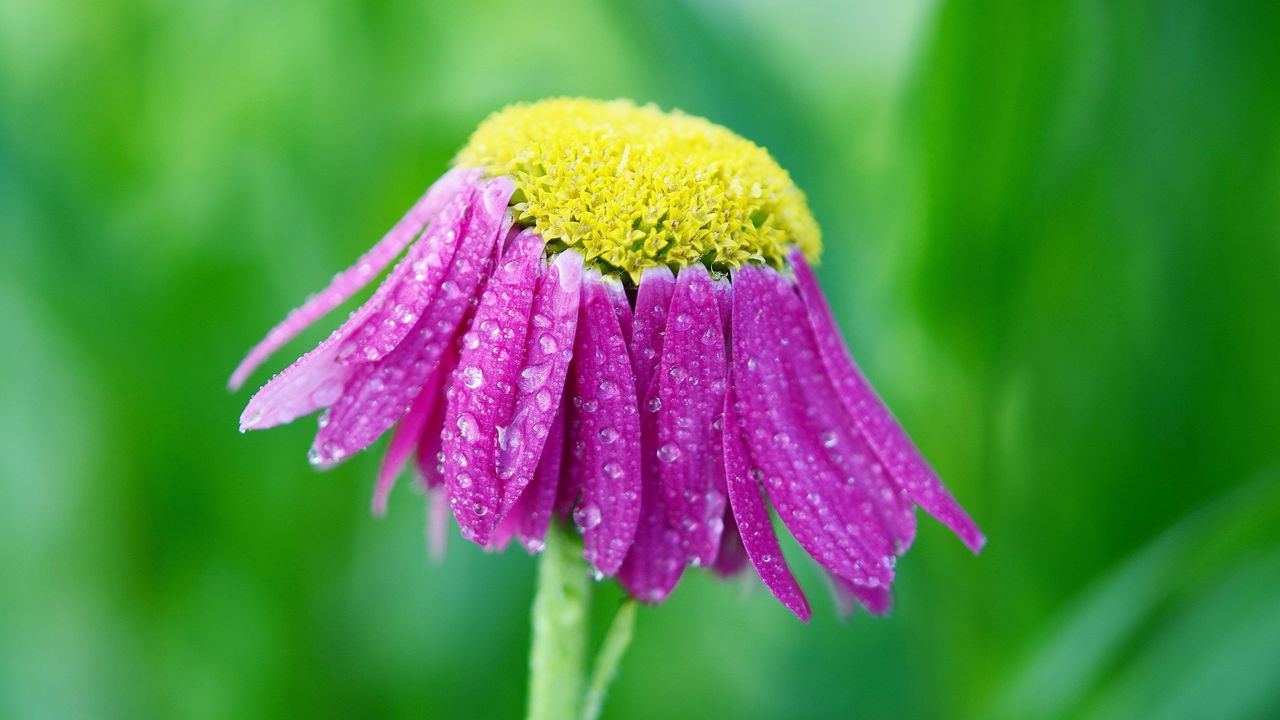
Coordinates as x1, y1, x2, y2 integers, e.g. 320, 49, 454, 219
231, 98, 983, 621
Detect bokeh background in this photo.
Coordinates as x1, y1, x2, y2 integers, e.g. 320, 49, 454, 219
4, 0, 1280, 718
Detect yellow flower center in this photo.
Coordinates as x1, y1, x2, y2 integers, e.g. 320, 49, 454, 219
455, 98, 821, 280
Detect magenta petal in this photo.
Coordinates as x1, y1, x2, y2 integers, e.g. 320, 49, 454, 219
831, 573, 893, 617
237, 182, 477, 433
711, 507, 748, 577
230, 167, 478, 391
759, 282, 908, 559
629, 266, 676, 395
336, 186, 475, 367
496, 249, 584, 515
650, 265, 728, 566
307, 177, 515, 466
618, 268, 686, 602
512, 402, 567, 553
731, 264, 892, 588
789, 248, 984, 553
414, 363, 453, 490
565, 271, 642, 576
723, 382, 811, 621
373, 364, 447, 516
444, 231, 544, 544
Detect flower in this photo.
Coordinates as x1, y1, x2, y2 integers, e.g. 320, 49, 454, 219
231, 98, 983, 621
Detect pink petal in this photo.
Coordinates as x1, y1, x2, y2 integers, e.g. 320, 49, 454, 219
650, 265, 728, 566
723, 379, 811, 621
731, 264, 893, 588
307, 177, 515, 465
830, 573, 893, 617
760, 279, 909, 559
565, 271, 642, 577
496, 249, 584, 516
335, 185, 474, 368
425, 485, 450, 560
230, 167, 478, 391
629, 266, 675, 395
235, 176, 481, 430
373, 361, 448, 516
413, 363, 453, 490
788, 248, 984, 553
237, 182, 478, 432
618, 267, 687, 602
444, 230, 544, 544
511, 401, 567, 553
711, 507, 748, 577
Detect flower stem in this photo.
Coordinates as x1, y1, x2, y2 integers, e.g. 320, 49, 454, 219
580, 599, 636, 720
527, 523, 589, 720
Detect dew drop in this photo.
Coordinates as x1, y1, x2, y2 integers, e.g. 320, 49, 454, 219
519, 362, 551, 392
456, 413, 480, 442
460, 366, 484, 389
657, 443, 681, 463
573, 503, 602, 530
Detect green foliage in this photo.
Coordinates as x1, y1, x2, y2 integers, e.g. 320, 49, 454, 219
2, 0, 1277, 718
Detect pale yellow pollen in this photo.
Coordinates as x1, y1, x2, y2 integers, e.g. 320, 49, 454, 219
455, 98, 822, 280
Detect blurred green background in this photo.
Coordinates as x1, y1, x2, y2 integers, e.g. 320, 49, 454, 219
3, 0, 1279, 718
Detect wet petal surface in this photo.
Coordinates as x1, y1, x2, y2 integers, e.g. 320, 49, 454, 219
618, 268, 686, 601
723, 381, 811, 621
231, 168, 478, 391
731, 264, 893, 588
651, 265, 727, 566
444, 230, 543, 543
789, 248, 984, 553
307, 178, 515, 466
565, 272, 642, 576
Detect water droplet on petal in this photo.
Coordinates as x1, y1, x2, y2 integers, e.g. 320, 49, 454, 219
461, 366, 484, 389
574, 503, 602, 530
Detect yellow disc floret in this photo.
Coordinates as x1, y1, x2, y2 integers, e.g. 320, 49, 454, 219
455, 98, 821, 279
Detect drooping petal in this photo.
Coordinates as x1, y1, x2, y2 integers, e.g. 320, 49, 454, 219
556, 267, 635, 520
444, 230, 544, 544
230, 167, 478, 391
731, 264, 892, 589
723, 382, 811, 621
760, 277, 906, 562
618, 268, 685, 602
413, 358, 455, 490
511, 402, 567, 553
565, 271, 642, 576
238, 181, 478, 432
335, 188, 473, 368
788, 248, 984, 553
711, 507, 748, 577
307, 177, 515, 465
830, 573, 893, 617
496, 249, 583, 516
708, 274, 737, 574
374, 362, 448, 516
651, 265, 727, 566
425, 485, 449, 560
629, 266, 675, 395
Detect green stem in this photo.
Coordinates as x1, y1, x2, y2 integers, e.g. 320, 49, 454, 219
527, 523, 589, 720
580, 600, 637, 720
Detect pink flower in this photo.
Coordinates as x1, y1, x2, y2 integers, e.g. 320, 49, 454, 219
231, 99, 983, 621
